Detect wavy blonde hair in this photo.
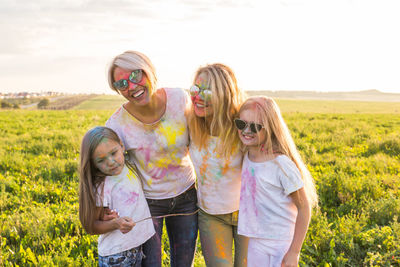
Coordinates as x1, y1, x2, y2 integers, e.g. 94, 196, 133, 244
239, 96, 318, 207
107, 50, 157, 94
188, 63, 246, 157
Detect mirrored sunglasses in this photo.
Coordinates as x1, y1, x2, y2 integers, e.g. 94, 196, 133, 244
113, 69, 143, 91
190, 85, 212, 102
234, 118, 264, 134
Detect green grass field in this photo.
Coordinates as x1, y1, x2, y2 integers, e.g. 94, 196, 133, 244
72, 94, 400, 114
1, 102, 400, 266
73, 95, 126, 110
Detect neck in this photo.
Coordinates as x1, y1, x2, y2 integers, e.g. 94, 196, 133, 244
125, 89, 166, 124
248, 145, 276, 162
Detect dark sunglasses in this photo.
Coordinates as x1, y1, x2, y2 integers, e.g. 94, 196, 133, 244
234, 119, 264, 133
113, 69, 143, 91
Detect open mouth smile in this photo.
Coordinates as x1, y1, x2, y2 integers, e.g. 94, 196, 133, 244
131, 88, 145, 98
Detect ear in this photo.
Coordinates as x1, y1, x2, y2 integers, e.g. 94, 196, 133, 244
120, 141, 125, 150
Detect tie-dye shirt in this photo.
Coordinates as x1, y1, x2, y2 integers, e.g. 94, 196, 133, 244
238, 153, 304, 240
96, 165, 155, 256
106, 88, 196, 199
189, 136, 243, 214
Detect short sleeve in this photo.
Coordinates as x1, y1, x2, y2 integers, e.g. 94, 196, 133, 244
94, 183, 110, 207
276, 156, 304, 196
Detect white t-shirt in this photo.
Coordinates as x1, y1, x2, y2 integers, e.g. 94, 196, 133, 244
238, 154, 304, 240
96, 165, 155, 256
189, 136, 242, 214
106, 88, 196, 199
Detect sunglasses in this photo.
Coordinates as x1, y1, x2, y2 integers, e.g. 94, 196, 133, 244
234, 119, 264, 134
113, 69, 143, 91
190, 85, 212, 102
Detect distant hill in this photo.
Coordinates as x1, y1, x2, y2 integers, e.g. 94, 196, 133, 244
247, 89, 400, 102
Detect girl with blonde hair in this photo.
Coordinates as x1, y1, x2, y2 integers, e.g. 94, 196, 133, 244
79, 126, 155, 266
188, 63, 248, 267
235, 96, 318, 267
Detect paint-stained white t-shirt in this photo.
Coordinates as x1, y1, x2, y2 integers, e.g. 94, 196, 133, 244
238, 154, 304, 240
189, 136, 242, 214
106, 88, 196, 199
96, 165, 155, 256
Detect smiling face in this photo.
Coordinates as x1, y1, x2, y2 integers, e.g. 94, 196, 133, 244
113, 67, 152, 106
93, 138, 125, 176
237, 108, 266, 148
191, 72, 213, 118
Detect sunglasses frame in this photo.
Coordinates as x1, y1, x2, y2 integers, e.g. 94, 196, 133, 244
234, 118, 264, 134
113, 69, 143, 91
190, 85, 212, 102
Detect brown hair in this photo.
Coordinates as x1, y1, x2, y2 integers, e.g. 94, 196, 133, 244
78, 126, 141, 233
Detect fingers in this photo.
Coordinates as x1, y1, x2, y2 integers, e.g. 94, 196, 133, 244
103, 212, 119, 221
102, 209, 119, 221
118, 217, 135, 234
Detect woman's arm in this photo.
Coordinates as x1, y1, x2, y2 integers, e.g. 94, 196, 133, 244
91, 207, 136, 235
281, 187, 311, 267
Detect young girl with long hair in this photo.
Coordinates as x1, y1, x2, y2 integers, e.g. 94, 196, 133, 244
235, 96, 318, 267
188, 63, 248, 266
79, 126, 155, 267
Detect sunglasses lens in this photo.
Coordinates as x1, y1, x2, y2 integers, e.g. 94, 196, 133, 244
250, 123, 263, 133
129, 70, 143, 83
234, 119, 246, 130
190, 85, 200, 96
113, 80, 129, 91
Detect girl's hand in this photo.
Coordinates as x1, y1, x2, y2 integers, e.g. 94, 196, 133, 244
102, 208, 119, 221
115, 217, 136, 234
281, 250, 299, 267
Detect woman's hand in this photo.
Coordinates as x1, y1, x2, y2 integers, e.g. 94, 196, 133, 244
281, 250, 299, 267
115, 217, 136, 234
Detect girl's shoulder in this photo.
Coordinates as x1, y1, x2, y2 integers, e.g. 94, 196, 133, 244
273, 155, 303, 192
273, 155, 301, 177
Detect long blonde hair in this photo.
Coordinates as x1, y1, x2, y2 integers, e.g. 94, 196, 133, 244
79, 126, 141, 233
239, 96, 318, 207
188, 63, 246, 157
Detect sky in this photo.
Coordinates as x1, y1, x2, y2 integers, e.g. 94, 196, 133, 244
1, 0, 400, 94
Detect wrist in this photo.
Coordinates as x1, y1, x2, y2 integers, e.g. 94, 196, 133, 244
111, 218, 120, 230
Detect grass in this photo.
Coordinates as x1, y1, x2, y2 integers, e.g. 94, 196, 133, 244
73, 94, 399, 114
1, 105, 399, 266
73, 95, 126, 110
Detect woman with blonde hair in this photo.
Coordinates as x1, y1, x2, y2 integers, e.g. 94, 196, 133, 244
235, 96, 318, 266
105, 51, 198, 267
188, 63, 248, 266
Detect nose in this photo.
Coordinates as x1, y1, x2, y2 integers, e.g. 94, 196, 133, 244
128, 81, 138, 90
242, 124, 252, 133
105, 156, 116, 166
